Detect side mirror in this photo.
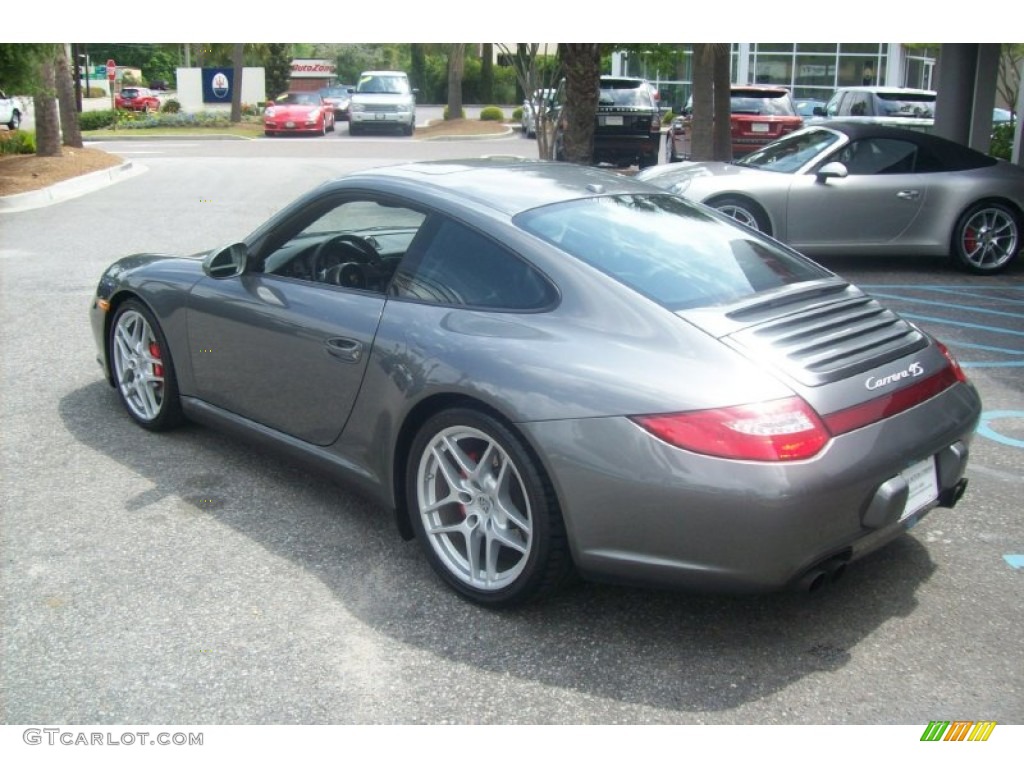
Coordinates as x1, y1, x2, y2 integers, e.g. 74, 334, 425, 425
816, 161, 849, 182
203, 242, 250, 279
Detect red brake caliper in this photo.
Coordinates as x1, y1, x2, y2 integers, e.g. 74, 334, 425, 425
965, 227, 978, 253
149, 342, 164, 377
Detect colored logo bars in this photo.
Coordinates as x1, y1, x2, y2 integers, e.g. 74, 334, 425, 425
921, 721, 997, 741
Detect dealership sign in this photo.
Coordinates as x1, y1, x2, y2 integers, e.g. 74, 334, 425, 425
201, 68, 234, 103
290, 59, 336, 78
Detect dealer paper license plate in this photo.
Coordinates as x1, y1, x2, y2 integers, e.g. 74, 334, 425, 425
899, 456, 939, 520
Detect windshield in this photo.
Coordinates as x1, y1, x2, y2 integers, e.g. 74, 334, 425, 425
735, 128, 844, 173
277, 93, 320, 106
356, 74, 411, 95
516, 195, 826, 311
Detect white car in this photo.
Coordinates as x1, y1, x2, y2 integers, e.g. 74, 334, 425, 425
348, 70, 416, 136
1, 89, 23, 130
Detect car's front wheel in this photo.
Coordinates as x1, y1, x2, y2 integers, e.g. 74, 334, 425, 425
708, 195, 771, 235
407, 408, 571, 607
951, 201, 1020, 275
109, 300, 183, 431
8, 110, 21, 130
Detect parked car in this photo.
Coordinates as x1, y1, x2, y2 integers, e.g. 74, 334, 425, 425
667, 85, 803, 161
0, 88, 21, 130
115, 87, 161, 113
638, 120, 1024, 274
521, 88, 558, 139
148, 79, 170, 91
90, 158, 980, 606
264, 92, 335, 137
555, 76, 662, 168
319, 84, 355, 120
349, 70, 416, 136
818, 87, 935, 131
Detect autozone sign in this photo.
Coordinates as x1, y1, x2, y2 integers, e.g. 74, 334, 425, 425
290, 59, 337, 78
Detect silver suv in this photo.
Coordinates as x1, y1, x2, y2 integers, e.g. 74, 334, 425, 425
1, 89, 22, 130
349, 71, 416, 136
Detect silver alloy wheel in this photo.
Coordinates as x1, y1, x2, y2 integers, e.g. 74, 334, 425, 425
112, 309, 165, 422
958, 206, 1019, 271
716, 203, 761, 231
415, 425, 534, 591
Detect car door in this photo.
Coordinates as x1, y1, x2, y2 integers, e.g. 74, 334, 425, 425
785, 138, 929, 251
186, 195, 426, 446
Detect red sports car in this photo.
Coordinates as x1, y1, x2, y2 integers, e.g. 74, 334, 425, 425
115, 87, 161, 113
264, 92, 336, 137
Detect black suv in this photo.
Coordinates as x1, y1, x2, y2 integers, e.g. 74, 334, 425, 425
555, 76, 662, 169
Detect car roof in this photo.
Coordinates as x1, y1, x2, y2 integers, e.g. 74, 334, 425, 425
359, 70, 408, 76
341, 158, 659, 217
834, 86, 936, 96
814, 120, 998, 169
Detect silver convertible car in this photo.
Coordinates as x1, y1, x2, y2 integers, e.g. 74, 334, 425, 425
91, 158, 981, 606
638, 121, 1024, 275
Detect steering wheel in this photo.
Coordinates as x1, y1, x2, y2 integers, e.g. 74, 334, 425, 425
310, 234, 382, 285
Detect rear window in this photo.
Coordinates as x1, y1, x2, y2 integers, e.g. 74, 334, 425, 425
121, 89, 140, 98
875, 93, 935, 119
516, 195, 827, 311
730, 91, 796, 116
599, 80, 654, 108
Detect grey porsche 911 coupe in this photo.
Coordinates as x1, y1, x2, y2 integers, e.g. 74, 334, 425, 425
91, 158, 981, 606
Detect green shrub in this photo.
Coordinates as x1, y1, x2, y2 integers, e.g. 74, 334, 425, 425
0, 130, 35, 155
479, 106, 504, 122
512, 107, 523, 121
79, 109, 119, 131
161, 99, 181, 114
442, 106, 467, 120
85, 87, 106, 98
989, 121, 1015, 160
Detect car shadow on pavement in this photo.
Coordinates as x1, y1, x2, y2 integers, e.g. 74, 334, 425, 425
61, 381, 937, 718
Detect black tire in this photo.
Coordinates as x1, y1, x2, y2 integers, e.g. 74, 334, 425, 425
667, 133, 681, 163
403, 121, 414, 136
639, 150, 659, 170
950, 201, 1021, 275
407, 408, 572, 607
349, 123, 361, 136
265, 130, 275, 137
109, 299, 183, 432
8, 111, 20, 130
708, 195, 771, 235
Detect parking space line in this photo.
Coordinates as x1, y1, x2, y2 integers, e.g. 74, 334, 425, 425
867, 292, 1024, 320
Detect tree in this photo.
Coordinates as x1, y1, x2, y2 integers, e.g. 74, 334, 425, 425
496, 43, 562, 160
558, 43, 602, 164
264, 44, 292, 101
691, 43, 732, 162
34, 51, 60, 157
230, 43, 244, 123
55, 44, 82, 148
480, 44, 494, 103
410, 44, 427, 94
997, 43, 1022, 116
446, 44, 466, 120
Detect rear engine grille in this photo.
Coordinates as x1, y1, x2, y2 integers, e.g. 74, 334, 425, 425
726, 291, 928, 387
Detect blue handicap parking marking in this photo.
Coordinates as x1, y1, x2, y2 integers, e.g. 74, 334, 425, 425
861, 285, 1024, 370
976, 410, 1024, 449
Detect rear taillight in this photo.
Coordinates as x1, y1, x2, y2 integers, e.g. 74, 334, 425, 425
934, 339, 968, 383
632, 396, 830, 462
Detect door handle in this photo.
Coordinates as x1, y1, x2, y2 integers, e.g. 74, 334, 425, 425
896, 190, 920, 200
324, 337, 363, 363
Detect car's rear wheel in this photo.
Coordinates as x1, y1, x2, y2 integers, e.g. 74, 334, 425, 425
109, 299, 182, 432
407, 408, 571, 607
639, 149, 659, 169
349, 123, 361, 136
9, 110, 21, 130
708, 195, 771, 235
951, 201, 1020, 275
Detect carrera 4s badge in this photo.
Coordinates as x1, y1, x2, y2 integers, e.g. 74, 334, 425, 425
865, 361, 925, 390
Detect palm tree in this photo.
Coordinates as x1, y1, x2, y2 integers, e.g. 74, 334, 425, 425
558, 43, 601, 164
446, 44, 466, 120
691, 43, 733, 162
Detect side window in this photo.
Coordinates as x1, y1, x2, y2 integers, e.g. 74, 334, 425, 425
848, 92, 870, 116
263, 198, 425, 293
391, 216, 556, 310
834, 139, 918, 175
825, 93, 842, 118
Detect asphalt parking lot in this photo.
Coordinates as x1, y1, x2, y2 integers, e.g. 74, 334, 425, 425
1, 135, 1021, 737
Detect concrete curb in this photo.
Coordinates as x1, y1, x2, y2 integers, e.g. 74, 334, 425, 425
84, 133, 252, 142
0, 160, 147, 214
422, 125, 515, 141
